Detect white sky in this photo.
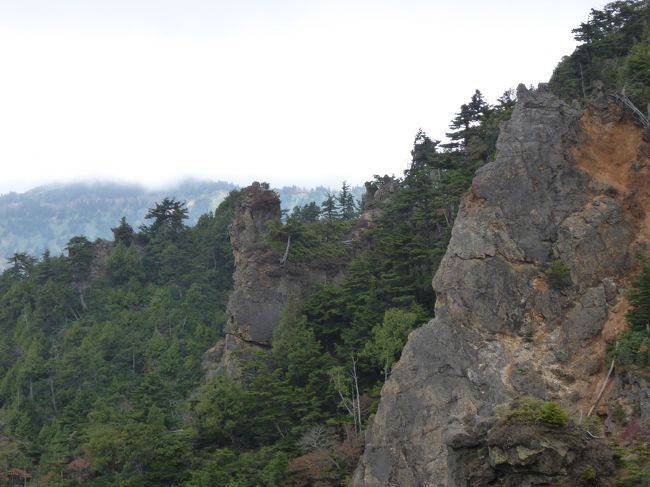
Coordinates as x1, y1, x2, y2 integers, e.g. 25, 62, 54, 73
0, 0, 607, 193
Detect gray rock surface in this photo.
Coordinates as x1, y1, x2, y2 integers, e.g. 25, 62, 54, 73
352, 85, 645, 486
204, 182, 351, 380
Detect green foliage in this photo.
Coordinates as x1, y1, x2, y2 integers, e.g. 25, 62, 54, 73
272, 301, 330, 390
265, 218, 352, 263
66, 235, 94, 282
241, 89, 516, 485
321, 192, 337, 221
0, 193, 235, 484
0, 434, 30, 471
0, 31, 521, 486
188, 446, 289, 487
106, 242, 143, 284
364, 305, 427, 379
308, 182, 360, 222
112, 216, 135, 246
613, 330, 650, 367
626, 258, 650, 332
193, 378, 249, 447
140, 197, 189, 240
546, 259, 572, 289
613, 403, 628, 425
0, 181, 365, 270
503, 398, 568, 428
443, 89, 491, 150
549, 0, 650, 100
613, 257, 650, 369
584, 414, 604, 437
6, 252, 36, 280
618, 26, 650, 104
337, 181, 358, 220
289, 201, 321, 222
613, 437, 650, 486
539, 402, 569, 428
581, 464, 598, 482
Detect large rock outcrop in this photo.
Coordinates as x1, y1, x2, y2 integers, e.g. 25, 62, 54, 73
352, 84, 650, 486
204, 183, 351, 379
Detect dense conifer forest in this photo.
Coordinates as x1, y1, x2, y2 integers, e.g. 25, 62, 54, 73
1, 1, 649, 485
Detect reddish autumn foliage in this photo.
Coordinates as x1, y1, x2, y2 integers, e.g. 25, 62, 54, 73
337, 424, 363, 468
619, 419, 650, 444
65, 457, 91, 483
288, 449, 334, 487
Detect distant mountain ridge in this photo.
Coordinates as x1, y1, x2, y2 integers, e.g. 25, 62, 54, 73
0, 180, 363, 266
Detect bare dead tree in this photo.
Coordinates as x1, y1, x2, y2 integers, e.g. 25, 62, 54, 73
330, 367, 358, 433
329, 357, 363, 434
588, 358, 615, 417
280, 235, 291, 265
351, 355, 362, 432
613, 91, 650, 129
79, 288, 88, 312
49, 375, 58, 415
298, 425, 337, 453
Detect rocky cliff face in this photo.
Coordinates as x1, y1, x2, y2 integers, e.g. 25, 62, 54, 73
204, 183, 353, 379
352, 84, 650, 486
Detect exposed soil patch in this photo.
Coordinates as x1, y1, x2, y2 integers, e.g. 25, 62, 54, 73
573, 108, 650, 247
567, 107, 650, 413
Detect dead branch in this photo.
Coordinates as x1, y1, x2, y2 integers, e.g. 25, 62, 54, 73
280, 235, 291, 265
588, 358, 615, 417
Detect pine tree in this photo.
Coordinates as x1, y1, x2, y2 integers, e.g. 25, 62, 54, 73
6, 252, 36, 280
140, 197, 189, 238
111, 216, 134, 246
65, 236, 94, 283
337, 182, 356, 220
443, 89, 490, 150
320, 192, 337, 221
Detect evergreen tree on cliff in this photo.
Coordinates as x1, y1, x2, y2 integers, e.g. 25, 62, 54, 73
443, 89, 490, 150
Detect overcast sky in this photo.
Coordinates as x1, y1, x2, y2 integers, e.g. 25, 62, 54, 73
0, 0, 607, 193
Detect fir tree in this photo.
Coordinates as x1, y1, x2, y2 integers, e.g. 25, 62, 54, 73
337, 181, 357, 220
321, 192, 337, 221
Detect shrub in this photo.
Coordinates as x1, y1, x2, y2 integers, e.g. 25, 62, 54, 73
581, 464, 597, 482
539, 401, 569, 428
503, 397, 568, 428
546, 259, 571, 289
626, 258, 650, 332
583, 415, 604, 436
613, 329, 650, 368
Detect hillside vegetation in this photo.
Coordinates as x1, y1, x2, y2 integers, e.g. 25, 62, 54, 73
0, 182, 362, 270
1, 1, 649, 485
0, 86, 512, 486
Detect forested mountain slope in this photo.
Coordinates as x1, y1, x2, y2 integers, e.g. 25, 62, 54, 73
1, 1, 649, 486
0, 181, 362, 269
0, 83, 509, 484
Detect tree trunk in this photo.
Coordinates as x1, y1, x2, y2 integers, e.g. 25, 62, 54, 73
352, 355, 362, 433
588, 358, 615, 417
580, 63, 587, 98
280, 235, 291, 265
79, 288, 88, 312
49, 375, 58, 415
